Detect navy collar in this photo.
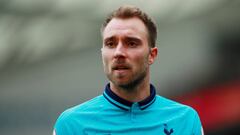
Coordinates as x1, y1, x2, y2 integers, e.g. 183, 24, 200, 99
103, 83, 156, 111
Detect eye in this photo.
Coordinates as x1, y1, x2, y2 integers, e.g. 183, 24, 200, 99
127, 41, 138, 47
105, 40, 116, 48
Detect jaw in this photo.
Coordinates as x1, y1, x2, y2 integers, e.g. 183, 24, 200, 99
109, 70, 132, 85
109, 67, 149, 91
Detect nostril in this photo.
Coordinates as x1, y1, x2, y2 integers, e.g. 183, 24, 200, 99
114, 50, 126, 58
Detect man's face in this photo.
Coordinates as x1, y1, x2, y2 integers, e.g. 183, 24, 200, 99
101, 17, 156, 88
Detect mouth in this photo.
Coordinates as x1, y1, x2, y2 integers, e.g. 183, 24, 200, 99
112, 65, 130, 71
113, 67, 129, 70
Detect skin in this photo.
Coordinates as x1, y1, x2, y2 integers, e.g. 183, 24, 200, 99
101, 17, 158, 102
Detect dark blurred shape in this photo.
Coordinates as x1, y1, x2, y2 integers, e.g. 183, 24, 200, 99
215, 27, 240, 82
174, 80, 240, 135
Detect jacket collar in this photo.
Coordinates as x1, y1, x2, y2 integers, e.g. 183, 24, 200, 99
103, 83, 156, 111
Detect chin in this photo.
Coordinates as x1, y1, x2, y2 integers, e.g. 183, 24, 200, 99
113, 80, 138, 90
114, 80, 129, 86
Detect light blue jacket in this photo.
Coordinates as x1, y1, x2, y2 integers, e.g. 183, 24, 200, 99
54, 84, 203, 135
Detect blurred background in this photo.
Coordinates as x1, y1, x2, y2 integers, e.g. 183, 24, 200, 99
0, 0, 239, 135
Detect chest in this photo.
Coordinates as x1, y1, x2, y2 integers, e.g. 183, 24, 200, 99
74, 110, 193, 135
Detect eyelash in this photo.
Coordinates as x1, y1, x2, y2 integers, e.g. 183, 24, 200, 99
105, 41, 115, 47
104, 40, 139, 48
127, 41, 138, 47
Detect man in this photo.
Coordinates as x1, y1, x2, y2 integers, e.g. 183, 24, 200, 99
54, 5, 203, 135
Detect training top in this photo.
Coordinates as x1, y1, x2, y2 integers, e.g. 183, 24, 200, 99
54, 83, 203, 135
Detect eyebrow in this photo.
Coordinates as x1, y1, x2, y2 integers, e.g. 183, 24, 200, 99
104, 36, 141, 42
125, 37, 142, 42
104, 36, 115, 42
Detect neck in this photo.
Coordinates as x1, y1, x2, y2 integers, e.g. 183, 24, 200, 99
110, 76, 150, 102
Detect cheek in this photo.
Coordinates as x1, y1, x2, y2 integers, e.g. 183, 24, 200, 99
102, 55, 107, 67
102, 53, 111, 69
133, 52, 149, 65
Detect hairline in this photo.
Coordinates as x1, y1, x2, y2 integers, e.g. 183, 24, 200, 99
101, 17, 152, 48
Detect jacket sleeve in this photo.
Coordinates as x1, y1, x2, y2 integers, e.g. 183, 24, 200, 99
54, 111, 74, 135
192, 110, 204, 135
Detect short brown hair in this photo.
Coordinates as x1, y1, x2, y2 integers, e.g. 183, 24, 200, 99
101, 5, 157, 48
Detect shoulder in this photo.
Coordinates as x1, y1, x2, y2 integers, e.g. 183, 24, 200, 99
155, 95, 201, 125
54, 95, 106, 134
60, 95, 105, 118
155, 95, 198, 115
55, 95, 106, 125
155, 96, 203, 134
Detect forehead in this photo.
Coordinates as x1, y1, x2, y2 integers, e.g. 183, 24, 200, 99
103, 17, 148, 40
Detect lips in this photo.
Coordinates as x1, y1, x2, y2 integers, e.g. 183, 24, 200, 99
112, 64, 130, 71
113, 66, 129, 70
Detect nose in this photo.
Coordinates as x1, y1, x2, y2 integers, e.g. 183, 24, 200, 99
114, 42, 126, 59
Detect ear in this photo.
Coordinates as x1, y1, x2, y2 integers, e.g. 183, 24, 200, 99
148, 47, 158, 65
